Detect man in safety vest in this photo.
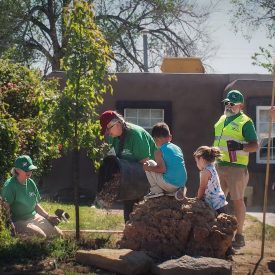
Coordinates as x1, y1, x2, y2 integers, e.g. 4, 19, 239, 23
214, 90, 258, 248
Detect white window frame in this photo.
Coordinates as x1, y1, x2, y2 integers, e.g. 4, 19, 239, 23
256, 106, 275, 164
124, 108, 165, 132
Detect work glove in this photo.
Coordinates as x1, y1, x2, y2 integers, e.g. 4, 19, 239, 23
55, 209, 70, 222
47, 215, 61, 226
227, 140, 244, 151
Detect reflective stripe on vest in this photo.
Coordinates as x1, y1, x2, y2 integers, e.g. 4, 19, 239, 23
214, 113, 250, 165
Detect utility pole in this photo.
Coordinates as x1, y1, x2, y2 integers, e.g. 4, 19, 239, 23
142, 29, 149, 72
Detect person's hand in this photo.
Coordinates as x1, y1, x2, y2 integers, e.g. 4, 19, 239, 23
227, 140, 244, 151
143, 161, 150, 171
47, 215, 60, 226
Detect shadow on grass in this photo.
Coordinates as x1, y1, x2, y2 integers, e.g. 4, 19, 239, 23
0, 235, 111, 266
0, 237, 72, 265
267, 260, 275, 273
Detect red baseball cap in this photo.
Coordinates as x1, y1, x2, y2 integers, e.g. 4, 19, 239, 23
100, 110, 118, 135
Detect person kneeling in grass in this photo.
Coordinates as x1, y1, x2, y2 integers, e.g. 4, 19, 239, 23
1, 155, 63, 238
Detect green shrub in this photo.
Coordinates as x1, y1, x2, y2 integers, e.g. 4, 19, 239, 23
0, 59, 60, 183
0, 115, 19, 185
0, 236, 78, 264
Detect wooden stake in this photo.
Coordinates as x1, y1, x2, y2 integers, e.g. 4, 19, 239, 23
261, 61, 275, 259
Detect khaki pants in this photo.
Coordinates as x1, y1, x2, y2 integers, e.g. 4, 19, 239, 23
14, 213, 63, 238
145, 160, 179, 194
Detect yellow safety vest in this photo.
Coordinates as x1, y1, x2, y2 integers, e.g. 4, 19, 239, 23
214, 113, 250, 165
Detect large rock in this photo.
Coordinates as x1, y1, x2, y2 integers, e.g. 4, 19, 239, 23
119, 196, 237, 260
75, 248, 153, 275
153, 255, 232, 275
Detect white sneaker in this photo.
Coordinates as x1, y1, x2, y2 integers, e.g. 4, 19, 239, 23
175, 188, 186, 201
144, 192, 164, 200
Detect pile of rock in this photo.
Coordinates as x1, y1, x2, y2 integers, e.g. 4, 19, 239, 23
118, 196, 237, 260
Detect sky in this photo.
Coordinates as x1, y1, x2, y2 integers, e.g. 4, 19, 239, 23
206, 0, 273, 74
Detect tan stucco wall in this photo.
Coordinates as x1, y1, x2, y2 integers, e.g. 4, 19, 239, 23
98, 73, 273, 204
44, 71, 273, 206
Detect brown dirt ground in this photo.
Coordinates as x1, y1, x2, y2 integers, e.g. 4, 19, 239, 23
229, 218, 275, 275
1, 217, 275, 275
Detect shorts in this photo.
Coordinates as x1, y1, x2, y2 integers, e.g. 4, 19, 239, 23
216, 165, 249, 200
145, 170, 179, 193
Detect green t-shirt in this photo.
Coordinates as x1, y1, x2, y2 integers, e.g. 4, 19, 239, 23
1, 177, 41, 222
109, 123, 157, 161
216, 112, 258, 167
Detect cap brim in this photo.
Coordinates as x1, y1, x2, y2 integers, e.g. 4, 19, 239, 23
222, 98, 230, 102
26, 165, 37, 171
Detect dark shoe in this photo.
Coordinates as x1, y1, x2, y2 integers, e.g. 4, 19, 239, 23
232, 234, 245, 248
144, 192, 164, 200
225, 246, 236, 256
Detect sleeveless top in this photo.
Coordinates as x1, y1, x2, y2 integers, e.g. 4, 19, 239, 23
203, 164, 228, 210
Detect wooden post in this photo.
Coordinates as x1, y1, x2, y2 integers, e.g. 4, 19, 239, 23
261, 61, 275, 258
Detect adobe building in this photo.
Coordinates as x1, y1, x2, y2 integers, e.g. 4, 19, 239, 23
43, 63, 274, 208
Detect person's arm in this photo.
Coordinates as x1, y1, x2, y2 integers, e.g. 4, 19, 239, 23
228, 120, 259, 153
139, 157, 149, 164
35, 204, 60, 226
143, 149, 166, 173
130, 127, 157, 162
243, 140, 258, 153
197, 169, 210, 199
243, 120, 258, 152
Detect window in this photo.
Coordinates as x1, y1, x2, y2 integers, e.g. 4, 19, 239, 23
256, 106, 275, 164
116, 101, 172, 133
124, 108, 164, 131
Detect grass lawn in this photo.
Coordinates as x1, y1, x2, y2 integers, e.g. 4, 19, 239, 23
40, 200, 125, 231
245, 214, 275, 241
0, 200, 125, 267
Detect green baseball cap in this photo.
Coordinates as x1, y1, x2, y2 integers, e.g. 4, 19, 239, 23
15, 155, 37, 172
223, 90, 244, 104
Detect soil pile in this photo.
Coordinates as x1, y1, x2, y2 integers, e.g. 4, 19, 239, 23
97, 173, 121, 208
119, 196, 237, 260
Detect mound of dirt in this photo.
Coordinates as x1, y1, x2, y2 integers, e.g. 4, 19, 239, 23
97, 173, 121, 208
118, 196, 237, 260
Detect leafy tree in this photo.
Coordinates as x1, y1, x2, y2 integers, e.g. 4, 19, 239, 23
0, 0, 216, 73
48, 0, 114, 238
0, 59, 60, 185
50, 1, 113, 168
95, 0, 215, 72
251, 44, 274, 73
0, 0, 71, 73
230, 0, 275, 73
